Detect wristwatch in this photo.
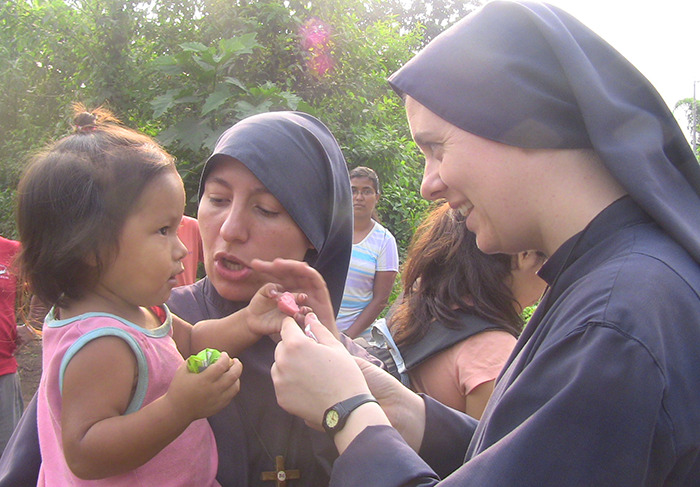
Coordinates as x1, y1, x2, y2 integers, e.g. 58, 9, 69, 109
322, 393, 378, 437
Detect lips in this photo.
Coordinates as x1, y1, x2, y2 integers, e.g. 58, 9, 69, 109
213, 253, 253, 281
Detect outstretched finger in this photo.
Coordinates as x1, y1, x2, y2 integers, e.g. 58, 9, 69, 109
251, 258, 327, 292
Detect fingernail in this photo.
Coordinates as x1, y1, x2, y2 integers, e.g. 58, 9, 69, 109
304, 324, 319, 342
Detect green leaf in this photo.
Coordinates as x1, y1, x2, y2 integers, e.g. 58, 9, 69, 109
202, 88, 232, 116
202, 126, 230, 152
174, 95, 201, 104
175, 118, 210, 152
193, 57, 216, 73
151, 55, 183, 75
179, 41, 208, 53
150, 89, 179, 118
233, 99, 273, 119
220, 33, 260, 56
223, 77, 247, 91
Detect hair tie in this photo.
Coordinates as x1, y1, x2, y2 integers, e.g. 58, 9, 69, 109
75, 124, 98, 134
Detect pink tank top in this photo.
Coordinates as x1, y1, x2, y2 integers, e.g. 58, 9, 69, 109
37, 305, 219, 486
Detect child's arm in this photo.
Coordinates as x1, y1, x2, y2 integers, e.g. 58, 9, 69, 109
184, 283, 305, 357
60, 335, 241, 480
182, 259, 333, 357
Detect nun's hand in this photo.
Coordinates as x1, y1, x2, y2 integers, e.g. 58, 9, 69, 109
251, 258, 339, 338
271, 313, 370, 427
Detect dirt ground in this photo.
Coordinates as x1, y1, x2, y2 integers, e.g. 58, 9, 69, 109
16, 338, 42, 408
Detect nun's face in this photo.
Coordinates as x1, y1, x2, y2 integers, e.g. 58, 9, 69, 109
198, 158, 313, 302
406, 97, 538, 255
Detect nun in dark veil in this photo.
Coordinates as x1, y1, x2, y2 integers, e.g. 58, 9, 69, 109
169, 111, 355, 487
0, 111, 359, 487
266, 2, 700, 486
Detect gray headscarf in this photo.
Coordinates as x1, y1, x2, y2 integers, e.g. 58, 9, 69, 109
199, 111, 353, 314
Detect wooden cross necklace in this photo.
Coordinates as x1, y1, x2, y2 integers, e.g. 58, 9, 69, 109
261, 455, 301, 487
242, 402, 301, 486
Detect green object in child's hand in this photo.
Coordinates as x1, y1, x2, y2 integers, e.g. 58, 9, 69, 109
187, 348, 222, 373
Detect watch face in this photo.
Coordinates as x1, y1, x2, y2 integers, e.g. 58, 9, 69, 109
326, 409, 340, 428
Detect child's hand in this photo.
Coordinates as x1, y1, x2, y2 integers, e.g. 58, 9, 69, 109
271, 289, 313, 325
244, 283, 308, 337
166, 351, 242, 422
250, 258, 339, 338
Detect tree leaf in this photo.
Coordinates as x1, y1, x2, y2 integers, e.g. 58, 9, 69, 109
150, 89, 179, 118
202, 88, 232, 116
179, 41, 208, 53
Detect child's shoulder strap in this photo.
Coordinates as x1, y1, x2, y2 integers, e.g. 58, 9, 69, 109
59, 326, 149, 413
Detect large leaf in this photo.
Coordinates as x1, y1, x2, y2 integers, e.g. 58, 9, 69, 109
150, 89, 179, 118
193, 57, 217, 74
223, 77, 247, 91
179, 41, 208, 53
202, 88, 232, 116
178, 118, 212, 153
233, 99, 274, 119
150, 55, 183, 75
220, 33, 260, 56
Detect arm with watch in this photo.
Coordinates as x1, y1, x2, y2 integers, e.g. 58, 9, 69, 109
272, 313, 427, 455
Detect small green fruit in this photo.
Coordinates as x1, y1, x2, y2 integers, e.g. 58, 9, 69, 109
186, 348, 222, 373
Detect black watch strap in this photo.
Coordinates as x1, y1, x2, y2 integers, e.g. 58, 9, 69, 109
322, 393, 378, 437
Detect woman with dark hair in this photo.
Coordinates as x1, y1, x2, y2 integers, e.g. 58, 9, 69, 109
389, 202, 545, 418
269, 2, 700, 485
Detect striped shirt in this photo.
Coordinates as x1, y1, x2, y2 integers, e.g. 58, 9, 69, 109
336, 221, 399, 331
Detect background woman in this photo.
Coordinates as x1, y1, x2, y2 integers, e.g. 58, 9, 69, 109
336, 166, 399, 338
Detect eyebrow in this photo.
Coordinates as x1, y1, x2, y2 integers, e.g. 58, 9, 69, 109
206, 176, 272, 195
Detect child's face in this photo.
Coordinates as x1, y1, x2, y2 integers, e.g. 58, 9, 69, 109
406, 96, 540, 255
97, 171, 187, 309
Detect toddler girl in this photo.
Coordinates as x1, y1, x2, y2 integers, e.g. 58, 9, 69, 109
16, 106, 293, 486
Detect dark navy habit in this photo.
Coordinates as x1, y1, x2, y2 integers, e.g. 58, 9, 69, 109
173, 111, 354, 487
329, 1, 700, 485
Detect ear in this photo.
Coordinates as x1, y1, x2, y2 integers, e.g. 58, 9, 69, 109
515, 250, 546, 272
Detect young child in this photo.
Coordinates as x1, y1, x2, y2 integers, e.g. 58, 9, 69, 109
15, 106, 298, 486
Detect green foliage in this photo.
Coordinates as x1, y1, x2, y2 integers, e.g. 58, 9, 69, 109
674, 97, 700, 160
1, 0, 458, 254
521, 304, 538, 324
149, 31, 310, 209
393, 0, 483, 45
